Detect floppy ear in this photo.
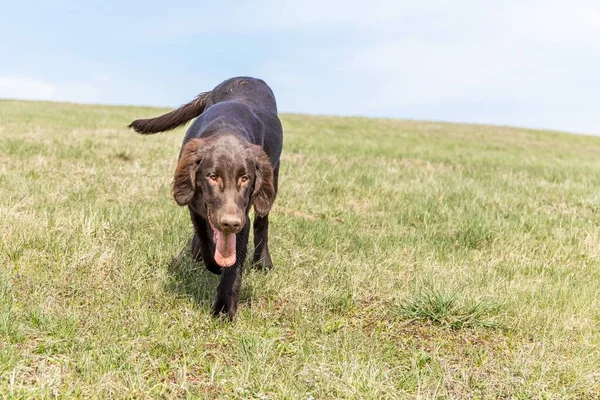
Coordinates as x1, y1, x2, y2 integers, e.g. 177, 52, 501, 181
173, 138, 205, 206
251, 145, 275, 217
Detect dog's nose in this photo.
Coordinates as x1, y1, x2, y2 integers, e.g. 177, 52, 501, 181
221, 215, 242, 231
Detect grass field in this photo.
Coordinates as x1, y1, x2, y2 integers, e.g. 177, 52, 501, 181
1, 99, 600, 399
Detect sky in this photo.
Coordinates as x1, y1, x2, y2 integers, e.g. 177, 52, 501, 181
1, 0, 599, 135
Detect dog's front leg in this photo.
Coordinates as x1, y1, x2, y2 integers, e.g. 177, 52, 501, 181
212, 265, 242, 320
212, 221, 250, 320
253, 213, 273, 270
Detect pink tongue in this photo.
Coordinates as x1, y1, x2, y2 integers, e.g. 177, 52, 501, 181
214, 230, 236, 267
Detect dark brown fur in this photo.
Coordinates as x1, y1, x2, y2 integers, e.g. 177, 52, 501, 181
129, 77, 283, 320
129, 92, 211, 135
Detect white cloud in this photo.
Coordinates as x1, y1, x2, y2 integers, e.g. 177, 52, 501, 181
258, 0, 600, 134
0, 76, 109, 104
0, 77, 57, 100
149, 0, 600, 40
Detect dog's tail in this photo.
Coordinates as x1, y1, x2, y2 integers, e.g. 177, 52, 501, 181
128, 91, 212, 134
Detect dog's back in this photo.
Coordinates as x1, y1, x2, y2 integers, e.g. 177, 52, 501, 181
186, 77, 282, 167
129, 76, 283, 167
209, 77, 278, 115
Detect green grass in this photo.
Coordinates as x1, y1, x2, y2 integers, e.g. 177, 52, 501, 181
398, 288, 502, 329
1, 99, 600, 398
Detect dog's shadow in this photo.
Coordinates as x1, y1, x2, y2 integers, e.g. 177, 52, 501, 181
165, 239, 255, 310
165, 239, 220, 309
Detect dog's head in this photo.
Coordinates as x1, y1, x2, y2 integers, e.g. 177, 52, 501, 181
172, 134, 275, 266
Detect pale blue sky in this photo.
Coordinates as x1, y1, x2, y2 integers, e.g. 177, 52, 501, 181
1, 0, 599, 135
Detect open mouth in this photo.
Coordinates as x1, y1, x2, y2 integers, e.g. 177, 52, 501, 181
206, 208, 236, 268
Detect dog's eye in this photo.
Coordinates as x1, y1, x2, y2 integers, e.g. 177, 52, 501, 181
240, 175, 249, 183
208, 173, 218, 181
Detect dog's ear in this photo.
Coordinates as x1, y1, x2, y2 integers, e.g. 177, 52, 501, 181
251, 145, 275, 217
173, 138, 205, 206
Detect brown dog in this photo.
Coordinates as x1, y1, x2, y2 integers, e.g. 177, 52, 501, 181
129, 77, 282, 320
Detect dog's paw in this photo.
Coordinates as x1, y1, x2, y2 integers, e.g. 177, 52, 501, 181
212, 294, 238, 321
252, 251, 273, 271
